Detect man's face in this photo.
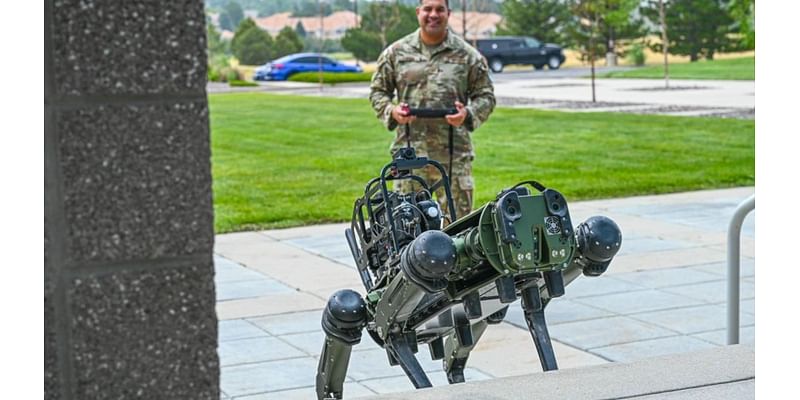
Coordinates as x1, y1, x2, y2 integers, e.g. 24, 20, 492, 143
417, 0, 450, 37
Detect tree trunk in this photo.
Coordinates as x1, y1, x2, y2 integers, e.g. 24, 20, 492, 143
659, 0, 669, 88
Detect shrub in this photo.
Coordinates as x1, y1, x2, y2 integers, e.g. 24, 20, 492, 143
627, 43, 646, 66
228, 80, 259, 87
288, 72, 373, 84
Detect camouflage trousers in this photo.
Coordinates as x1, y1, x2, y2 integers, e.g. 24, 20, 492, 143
394, 155, 474, 225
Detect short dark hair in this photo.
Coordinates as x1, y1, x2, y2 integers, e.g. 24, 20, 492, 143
419, 0, 450, 9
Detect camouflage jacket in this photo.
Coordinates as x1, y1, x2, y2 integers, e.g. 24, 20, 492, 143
369, 29, 496, 160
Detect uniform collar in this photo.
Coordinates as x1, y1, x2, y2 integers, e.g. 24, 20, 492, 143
412, 28, 456, 53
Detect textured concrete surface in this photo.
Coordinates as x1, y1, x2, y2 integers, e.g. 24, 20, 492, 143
214, 187, 755, 398
357, 345, 754, 399
51, 0, 207, 95
45, 1, 218, 398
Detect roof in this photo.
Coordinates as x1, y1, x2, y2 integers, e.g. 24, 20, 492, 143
447, 12, 503, 39
255, 11, 360, 37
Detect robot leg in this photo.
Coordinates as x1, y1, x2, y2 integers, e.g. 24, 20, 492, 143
443, 309, 489, 384
316, 290, 367, 400
521, 284, 558, 371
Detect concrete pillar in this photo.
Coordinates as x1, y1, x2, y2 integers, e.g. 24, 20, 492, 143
44, 1, 218, 398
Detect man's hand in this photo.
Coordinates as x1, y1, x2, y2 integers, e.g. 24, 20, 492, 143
391, 103, 416, 125
445, 101, 467, 127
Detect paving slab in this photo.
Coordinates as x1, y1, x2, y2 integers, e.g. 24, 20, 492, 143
216, 293, 326, 320
218, 336, 306, 367
216, 278, 295, 301
589, 335, 717, 362
692, 326, 755, 347
220, 357, 321, 397
218, 319, 271, 343
572, 289, 705, 315
630, 304, 755, 335
610, 266, 721, 288
661, 280, 755, 303
355, 368, 492, 395
246, 309, 324, 336
548, 316, 676, 349
504, 298, 615, 327
236, 383, 377, 399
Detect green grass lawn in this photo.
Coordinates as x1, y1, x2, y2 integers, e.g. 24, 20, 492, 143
600, 56, 754, 80
210, 93, 754, 233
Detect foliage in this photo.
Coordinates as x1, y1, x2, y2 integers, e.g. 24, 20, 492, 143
207, 53, 241, 83
219, 1, 244, 31
600, 56, 754, 80
207, 22, 229, 57
231, 18, 274, 65
496, 0, 574, 46
287, 71, 373, 84
274, 26, 305, 59
728, 0, 755, 50
295, 21, 307, 38
303, 37, 345, 53
566, 0, 646, 59
626, 43, 646, 66
641, 0, 735, 61
228, 79, 259, 87
565, 0, 603, 63
341, 2, 417, 62
292, 0, 332, 17
209, 93, 754, 232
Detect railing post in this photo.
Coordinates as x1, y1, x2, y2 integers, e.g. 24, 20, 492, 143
727, 194, 755, 345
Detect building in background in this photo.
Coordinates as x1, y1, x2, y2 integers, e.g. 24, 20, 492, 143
449, 12, 503, 40
256, 11, 360, 40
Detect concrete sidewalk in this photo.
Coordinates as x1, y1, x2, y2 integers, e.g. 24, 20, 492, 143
213, 187, 755, 399
208, 76, 754, 119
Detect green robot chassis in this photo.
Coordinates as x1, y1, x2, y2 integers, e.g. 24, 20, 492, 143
316, 148, 622, 399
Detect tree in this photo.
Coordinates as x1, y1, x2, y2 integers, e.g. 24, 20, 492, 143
231, 18, 274, 65
295, 21, 307, 38
219, 1, 245, 31
341, 2, 417, 62
728, 0, 755, 50
642, 0, 735, 61
206, 21, 229, 57
274, 26, 304, 58
496, 0, 574, 46
564, 0, 645, 60
293, 0, 332, 17
566, 0, 603, 101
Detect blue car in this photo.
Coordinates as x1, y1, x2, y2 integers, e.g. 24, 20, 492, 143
253, 53, 363, 81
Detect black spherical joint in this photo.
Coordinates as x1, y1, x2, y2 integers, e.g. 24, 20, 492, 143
401, 230, 457, 292
576, 216, 622, 277
321, 289, 367, 345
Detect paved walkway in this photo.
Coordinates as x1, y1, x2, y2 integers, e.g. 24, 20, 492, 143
213, 186, 755, 399
208, 75, 754, 119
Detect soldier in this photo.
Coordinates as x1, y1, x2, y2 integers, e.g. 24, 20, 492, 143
369, 0, 496, 223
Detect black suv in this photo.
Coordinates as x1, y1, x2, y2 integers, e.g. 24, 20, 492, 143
475, 36, 566, 73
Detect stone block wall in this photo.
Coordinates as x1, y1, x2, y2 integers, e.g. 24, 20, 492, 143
44, 1, 219, 398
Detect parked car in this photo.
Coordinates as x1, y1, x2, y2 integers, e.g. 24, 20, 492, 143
253, 53, 362, 81
475, 36, 566, 73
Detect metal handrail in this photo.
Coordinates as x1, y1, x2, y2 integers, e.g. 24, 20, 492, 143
727, 194, 755, 345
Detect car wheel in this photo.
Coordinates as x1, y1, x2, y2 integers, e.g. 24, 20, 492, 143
534, 64, 545, 70
489, 58, 504, 73
547, 56, 561, 70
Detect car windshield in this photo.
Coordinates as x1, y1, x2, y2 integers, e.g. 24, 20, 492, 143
272, 54, 307, 64
524, 38, 540, 48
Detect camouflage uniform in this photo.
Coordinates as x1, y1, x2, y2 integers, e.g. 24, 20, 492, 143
370, 28, 496, 222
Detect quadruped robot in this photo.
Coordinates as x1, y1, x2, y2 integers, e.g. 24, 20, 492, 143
315, 109, 622, 399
